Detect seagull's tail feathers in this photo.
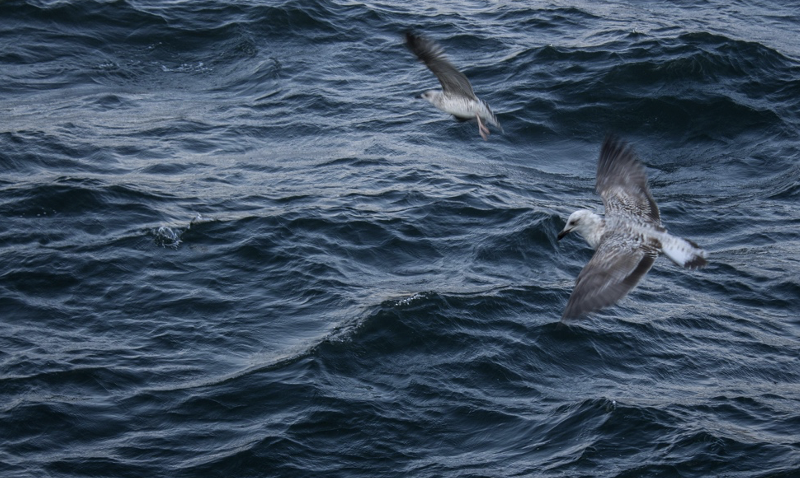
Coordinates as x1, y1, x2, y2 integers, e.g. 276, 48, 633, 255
662, 235, 708, 269
481, 100, 502, 132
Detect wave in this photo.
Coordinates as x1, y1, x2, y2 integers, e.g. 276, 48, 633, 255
3, 1, 800, 476
504, 28, 800, 139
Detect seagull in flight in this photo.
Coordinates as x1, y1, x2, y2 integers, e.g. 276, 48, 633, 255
405, 32, 501, 140
557, 135, 708, 321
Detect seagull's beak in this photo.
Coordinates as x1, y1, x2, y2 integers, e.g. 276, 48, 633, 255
557, 228, 571, 241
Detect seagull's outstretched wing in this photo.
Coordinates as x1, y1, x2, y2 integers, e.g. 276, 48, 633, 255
596, 135, 660, 224
562, 230, 658, 321
405, 32, 477, 100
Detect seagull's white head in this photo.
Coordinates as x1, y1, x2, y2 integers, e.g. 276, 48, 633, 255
419, 90, 442, 105
558, 209, 605, 249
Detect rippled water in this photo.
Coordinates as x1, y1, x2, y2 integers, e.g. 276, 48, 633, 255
2, 1, 799, 476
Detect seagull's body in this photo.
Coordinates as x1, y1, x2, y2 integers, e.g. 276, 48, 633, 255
405, 32, 501, 140
558, 136, 708, 321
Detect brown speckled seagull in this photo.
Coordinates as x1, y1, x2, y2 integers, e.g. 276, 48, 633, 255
557, 135, 708, 321
405, 32, 501, 140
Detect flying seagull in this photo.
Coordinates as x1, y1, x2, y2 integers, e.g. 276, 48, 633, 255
405, 32, 501, 140
557, 135, 708, 321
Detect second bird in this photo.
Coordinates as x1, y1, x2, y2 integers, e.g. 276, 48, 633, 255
558, 136, 708, 321
405, 32, 501, 141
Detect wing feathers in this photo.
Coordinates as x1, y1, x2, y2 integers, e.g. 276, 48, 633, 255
562, 236, 657, 321
405, 32, 477, 99
597, 135, 660, 223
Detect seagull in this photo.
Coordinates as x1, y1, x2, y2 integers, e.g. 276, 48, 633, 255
405, 32, 501, 140
557, 135, 708, 321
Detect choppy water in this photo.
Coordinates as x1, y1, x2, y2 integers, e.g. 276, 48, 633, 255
2, 1, 799, 476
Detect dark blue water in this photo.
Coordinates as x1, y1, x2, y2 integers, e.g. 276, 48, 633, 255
2, 1, 799, 476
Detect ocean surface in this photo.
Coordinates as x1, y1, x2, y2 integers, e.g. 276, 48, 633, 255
1, 1, 799, 476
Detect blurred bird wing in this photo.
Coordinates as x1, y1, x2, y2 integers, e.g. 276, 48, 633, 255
406, 33, 477, 99
596, 135, 660, 225
562, 230, 657, 321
